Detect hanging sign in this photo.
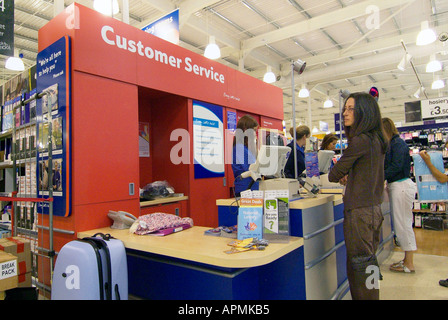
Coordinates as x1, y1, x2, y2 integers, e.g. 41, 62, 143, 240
193, 100, 224, 179
334, 113, 341, 132
421, 97, 448, 120
141, 9, 179, 45
0, 0, 14, 56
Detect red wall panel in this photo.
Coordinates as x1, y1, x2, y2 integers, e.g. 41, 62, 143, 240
72, 71, 139, 206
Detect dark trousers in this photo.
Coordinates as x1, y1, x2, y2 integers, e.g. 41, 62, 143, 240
344, 205, 383, 300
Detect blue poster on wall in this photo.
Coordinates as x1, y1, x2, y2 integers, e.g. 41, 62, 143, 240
193, 100, 224, 179
36, 36, 71, 217
412, 151, 448, 202
227, 110, 237, 132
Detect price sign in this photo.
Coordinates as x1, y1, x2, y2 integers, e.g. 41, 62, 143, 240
421, 97, 448, 120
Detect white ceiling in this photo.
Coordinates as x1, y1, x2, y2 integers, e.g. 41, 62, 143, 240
2, 0, 448, 132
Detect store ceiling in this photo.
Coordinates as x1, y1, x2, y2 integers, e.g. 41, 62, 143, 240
2, 0, 448, 132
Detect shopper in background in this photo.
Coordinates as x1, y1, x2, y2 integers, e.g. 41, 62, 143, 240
328, 92, 388, 300
284, 125, 310, 178
232, 115, 259, 197
382, 117, 417, 273
419, 149, 448, 288
320, 133, 338, 151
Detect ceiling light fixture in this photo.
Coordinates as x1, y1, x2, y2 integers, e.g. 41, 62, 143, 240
397, 52, 412, 71
432, 76, 445, 90
5, 53, 25, 71
204, 36, 221, 60
426, 54, 442, 73
414, 86, 425, 98
93, 0, 119, 15
298, 84, 309, 98
398, 40, 428, 99
263, 66, 276, 83
416, 21, 437, 46
323, 97, 333, 108
292, 59, 306, 75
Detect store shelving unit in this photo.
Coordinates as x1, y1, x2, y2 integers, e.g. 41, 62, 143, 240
0, 92, 55, 296
398, 124, 448, 231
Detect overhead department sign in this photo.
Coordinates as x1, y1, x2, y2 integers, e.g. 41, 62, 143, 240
0, 0, 14, 56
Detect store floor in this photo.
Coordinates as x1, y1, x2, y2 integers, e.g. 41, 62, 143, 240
38, 228, 448, 300
379, 228, 448, 300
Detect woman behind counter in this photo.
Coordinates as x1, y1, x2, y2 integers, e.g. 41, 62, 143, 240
320, 133, 338, 151
328, 92, 388, 300
232, 115, 259, 197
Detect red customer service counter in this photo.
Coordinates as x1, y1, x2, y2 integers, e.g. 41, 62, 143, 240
36, 3, 285, 291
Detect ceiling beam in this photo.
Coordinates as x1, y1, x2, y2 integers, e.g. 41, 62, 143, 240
241, 0, 417, 52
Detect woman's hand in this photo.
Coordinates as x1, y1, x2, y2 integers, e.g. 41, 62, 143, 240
419, 150, 431, 164
339, 175, 348, 185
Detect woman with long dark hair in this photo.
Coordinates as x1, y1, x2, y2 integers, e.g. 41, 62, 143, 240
328, 92, 388, 300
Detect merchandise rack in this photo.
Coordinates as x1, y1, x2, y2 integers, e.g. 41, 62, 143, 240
0, 92, 55, 297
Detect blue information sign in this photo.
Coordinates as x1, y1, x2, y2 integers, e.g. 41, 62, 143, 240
36, 36, 71, 217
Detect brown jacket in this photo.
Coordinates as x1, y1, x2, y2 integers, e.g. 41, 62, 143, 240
328, 133, 385, 210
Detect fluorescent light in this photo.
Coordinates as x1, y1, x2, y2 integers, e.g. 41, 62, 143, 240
298, 84, 309, 98
416, 21, 437, 46
432, 76, 445, 90
204, 36, 221, 60
397, 53, 412, 71
263, 66, 276, 83
426, 54, 442, 73
93, 0, 119, 15
323, 98, 333, 108
5, 56, 25, 71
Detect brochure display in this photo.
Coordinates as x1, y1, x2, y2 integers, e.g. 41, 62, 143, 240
412, 151, 448, 201
36, 36, 71, 217
263, 190, 290, 242
305, 152, 319, 178
237, 198, 263, 240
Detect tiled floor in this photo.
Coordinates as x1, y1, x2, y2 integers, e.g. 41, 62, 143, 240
379, 228, 448, 300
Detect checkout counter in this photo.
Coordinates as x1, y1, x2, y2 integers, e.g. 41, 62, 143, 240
78, 191, 393, 300
217, 192, 394, 300
78, 226, 304, 300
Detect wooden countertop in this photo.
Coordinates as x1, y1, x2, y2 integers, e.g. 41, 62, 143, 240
216, 193, 336, 210
78, 226, 303, 269
140, 196, 188, 207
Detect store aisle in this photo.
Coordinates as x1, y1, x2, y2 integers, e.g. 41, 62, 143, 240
379, 228, 448, 300
380, 251, 448, 300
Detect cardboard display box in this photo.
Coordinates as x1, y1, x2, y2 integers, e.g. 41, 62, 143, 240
0, 237, 31, 288
0, 251, 18, 291
0, 237, 31, 274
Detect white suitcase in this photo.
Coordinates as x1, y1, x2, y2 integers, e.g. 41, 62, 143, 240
52, 233, 128, 300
